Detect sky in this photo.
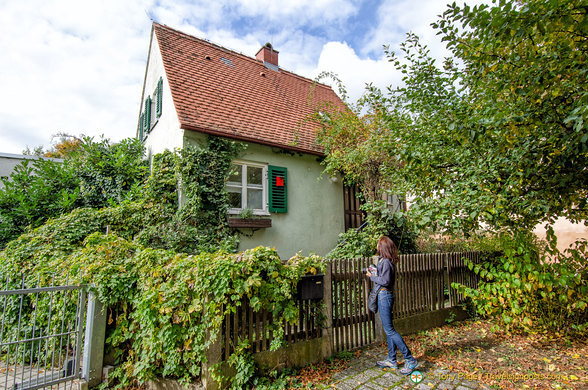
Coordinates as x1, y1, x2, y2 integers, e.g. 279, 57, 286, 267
0, 0, 481, 154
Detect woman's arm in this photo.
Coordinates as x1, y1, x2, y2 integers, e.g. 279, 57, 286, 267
369, 258, 392, 286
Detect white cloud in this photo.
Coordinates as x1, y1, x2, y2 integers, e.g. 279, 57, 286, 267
233, 0, 358, 24
313, 41, 399, 103
0, 0, 152, 153
362, 0, 490, 59
0, 0, 490, 154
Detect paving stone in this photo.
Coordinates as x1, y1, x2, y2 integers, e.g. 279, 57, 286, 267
371, 372, 405, 387
334, 379, 357, 390
434, 381, 455, 390
308, 345, 490, 390
363, 367, 385, 379
417, 379, 440, 389
351, 371, 375, 384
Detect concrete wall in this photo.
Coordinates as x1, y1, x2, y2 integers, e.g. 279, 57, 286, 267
140, 33, 184, 158
184, 134, 345, 259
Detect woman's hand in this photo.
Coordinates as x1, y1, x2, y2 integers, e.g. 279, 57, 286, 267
366, 271, 372, 277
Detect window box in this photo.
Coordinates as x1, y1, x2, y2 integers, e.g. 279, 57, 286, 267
227, 217, 272, 228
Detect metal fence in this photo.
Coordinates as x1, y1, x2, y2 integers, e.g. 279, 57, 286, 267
0, 275, 105, 390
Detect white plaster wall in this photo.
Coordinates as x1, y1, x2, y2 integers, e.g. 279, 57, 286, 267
184, 134, 345, 259
534, 218, 588, 252
140, 33, 183, 158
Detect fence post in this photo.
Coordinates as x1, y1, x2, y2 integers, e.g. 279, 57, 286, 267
82, 289, 106, 388
202, 304, 223, 390
322, 262, 333, 358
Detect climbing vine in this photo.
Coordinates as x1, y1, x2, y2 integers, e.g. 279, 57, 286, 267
0, 135, 326, 388
136, 137, 245, 254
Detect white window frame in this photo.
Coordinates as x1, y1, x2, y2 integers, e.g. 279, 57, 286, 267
227, 160, 269, 216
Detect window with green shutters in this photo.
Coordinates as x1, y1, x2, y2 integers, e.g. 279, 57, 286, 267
227, 161, 268, 214
143, 96, 152, 134
139, 77, 164, 142
268, 165, 287, 213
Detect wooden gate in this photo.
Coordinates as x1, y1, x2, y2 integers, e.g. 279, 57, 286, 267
343, 185, 364, 231
330, 258, 376, 353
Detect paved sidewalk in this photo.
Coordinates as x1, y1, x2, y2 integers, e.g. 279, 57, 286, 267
313, 344, 492, 390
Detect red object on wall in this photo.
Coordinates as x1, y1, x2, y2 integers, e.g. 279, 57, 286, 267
276, 176, 284, 187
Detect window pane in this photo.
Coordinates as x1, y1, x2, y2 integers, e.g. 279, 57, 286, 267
247, 188, 263, 210
247, 166, 263, 185
228, 164, 242, 184
227, 186, 242, 208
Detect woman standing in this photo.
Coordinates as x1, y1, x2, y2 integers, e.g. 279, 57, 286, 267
366, 236, 419, 375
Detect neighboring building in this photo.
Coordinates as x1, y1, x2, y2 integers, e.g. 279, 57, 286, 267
534, 219, 588, 253
137, 23, 351, 258
0, 152, 64, 189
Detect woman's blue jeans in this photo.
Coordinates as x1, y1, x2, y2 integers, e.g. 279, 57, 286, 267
378, 290, 415, 363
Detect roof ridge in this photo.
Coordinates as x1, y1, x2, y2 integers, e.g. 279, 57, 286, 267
152, 22, 337, 92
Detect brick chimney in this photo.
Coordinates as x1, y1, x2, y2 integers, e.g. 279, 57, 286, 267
255, 43, 279, 67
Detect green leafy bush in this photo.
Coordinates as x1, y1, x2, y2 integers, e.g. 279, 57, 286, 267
329, 202, 418, 258
0, 137, 147, 249
0, 228, 324, 388
453, 232, 588, 335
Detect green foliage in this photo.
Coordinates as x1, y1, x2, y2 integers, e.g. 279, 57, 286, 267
1, 136, 243, 256
0, 137, 148, 248
329, 203, 418, 258
69, 137, 148, 207
376, 0, 588, 233
136, 138, 245, 254
0, 227, 324, 388
0, 158, 80, 246
453, 232, 588, 335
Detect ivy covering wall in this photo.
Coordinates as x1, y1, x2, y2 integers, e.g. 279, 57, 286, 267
0, 136, 325, 388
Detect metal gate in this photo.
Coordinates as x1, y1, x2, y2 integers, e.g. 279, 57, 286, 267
0, 276, 104, 390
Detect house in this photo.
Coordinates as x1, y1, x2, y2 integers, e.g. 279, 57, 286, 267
136, 23, 353, 258
0, 152, 64, 189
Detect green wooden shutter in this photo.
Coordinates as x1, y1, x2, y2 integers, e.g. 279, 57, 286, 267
138, 113, 144, 141
268, 166, 287, 213
156, 78, 163, 118
144, 96, 152, 132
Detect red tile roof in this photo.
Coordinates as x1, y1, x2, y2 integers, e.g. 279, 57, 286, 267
153, 23, 347, 156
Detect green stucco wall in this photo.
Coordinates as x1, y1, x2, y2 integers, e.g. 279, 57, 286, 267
184, 134, 345, 259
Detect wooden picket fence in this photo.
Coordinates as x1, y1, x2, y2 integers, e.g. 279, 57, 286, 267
220, 298, 322, 360
330, 258, 376, 353
220, 251, 482, 359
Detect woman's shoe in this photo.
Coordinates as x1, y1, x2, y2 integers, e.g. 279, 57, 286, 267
399, 360, 419, 375
376, 359, 398, 369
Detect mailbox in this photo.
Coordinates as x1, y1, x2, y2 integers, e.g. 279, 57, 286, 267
297, 274, 324, 300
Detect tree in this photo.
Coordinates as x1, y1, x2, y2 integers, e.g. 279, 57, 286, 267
311, 75, 417, 255
377, 0, 587, 234
44, 133, 83, 158
0, 137, 148, 248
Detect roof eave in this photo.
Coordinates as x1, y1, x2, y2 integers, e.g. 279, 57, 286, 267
180, 124, 324, 157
